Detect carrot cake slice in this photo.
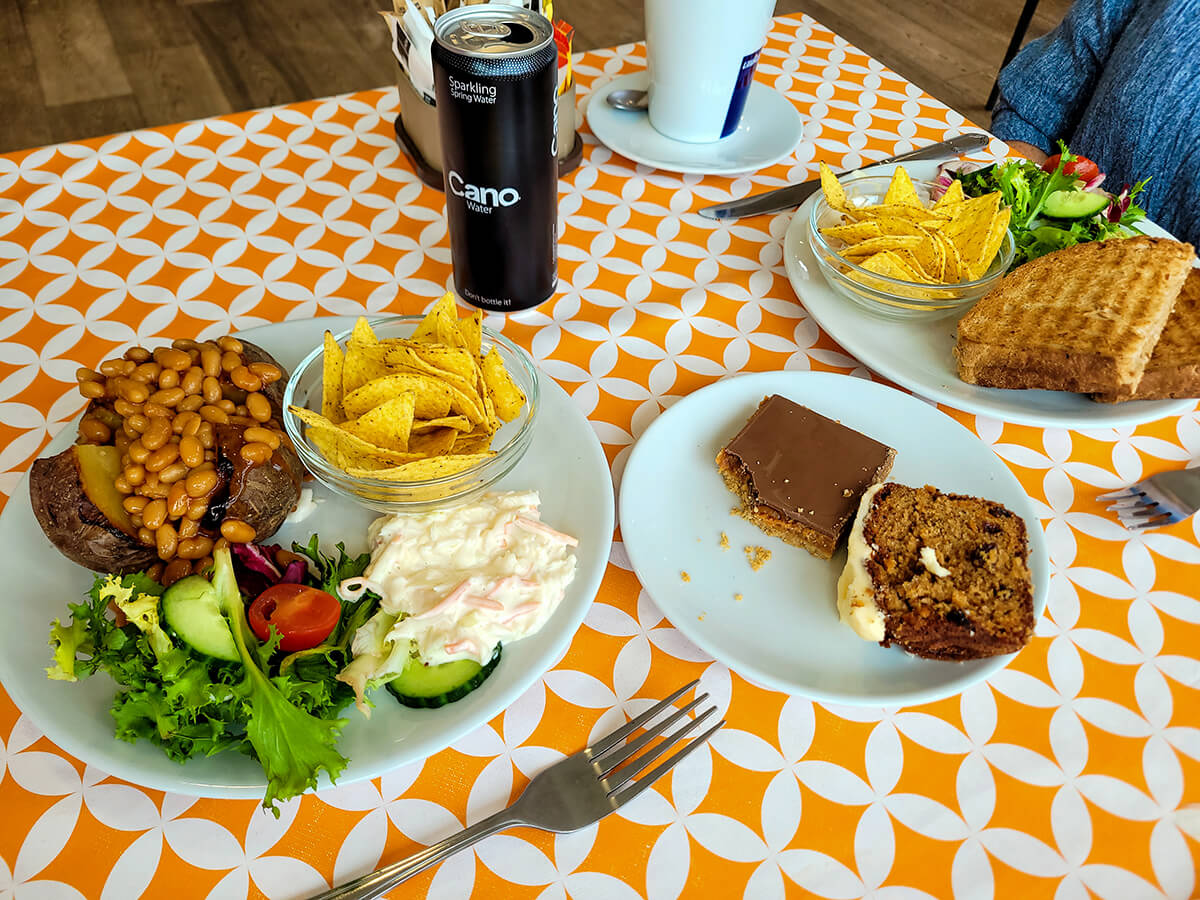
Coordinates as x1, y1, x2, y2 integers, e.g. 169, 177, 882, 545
837, 483, 1035, 660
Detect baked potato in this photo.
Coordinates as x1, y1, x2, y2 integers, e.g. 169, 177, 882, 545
29, 444, 158, 573
206, 424, 304, 541
31, 336, 305, 575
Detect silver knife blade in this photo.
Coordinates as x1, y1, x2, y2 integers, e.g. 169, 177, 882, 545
697, 133, 992, 220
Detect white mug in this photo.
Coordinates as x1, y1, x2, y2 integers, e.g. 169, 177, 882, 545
644, 0, 776, 143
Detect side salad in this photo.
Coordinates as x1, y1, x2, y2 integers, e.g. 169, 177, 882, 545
936, 143, 1148, 267
47, 538, 380, 814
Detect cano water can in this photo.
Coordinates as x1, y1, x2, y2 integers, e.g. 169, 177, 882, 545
432, 6, 558, 312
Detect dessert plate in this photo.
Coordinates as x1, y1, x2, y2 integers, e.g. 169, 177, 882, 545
618, 371, 1049, 707
784, 158, 1194, 428
0, 316, 615, 799
585, 71, 803, 176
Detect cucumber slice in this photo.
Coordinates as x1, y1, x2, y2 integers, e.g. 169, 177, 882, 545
386, 644, 502, 709
161, 575, 240, 662
1042, 189, 1110, 220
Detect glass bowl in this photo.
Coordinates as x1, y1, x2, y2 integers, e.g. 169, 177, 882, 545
807, 174, 1015, 320
283, 315, 539, 513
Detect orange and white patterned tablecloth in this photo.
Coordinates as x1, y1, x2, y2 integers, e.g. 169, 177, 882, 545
2, 15, 1198, 900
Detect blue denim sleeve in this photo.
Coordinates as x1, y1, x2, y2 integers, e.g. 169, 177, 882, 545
991, 0, 1139, 151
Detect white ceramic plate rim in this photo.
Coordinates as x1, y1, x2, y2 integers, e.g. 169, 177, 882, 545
618, 370, 1050, 706
586, 71, 803, 176
0, 316, 614, 799
783, 159, 1194, 428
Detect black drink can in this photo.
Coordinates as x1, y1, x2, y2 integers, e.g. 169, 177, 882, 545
432, 7, 558, 312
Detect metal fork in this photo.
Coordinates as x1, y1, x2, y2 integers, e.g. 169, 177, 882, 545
1098, 467, 1200, 532
311, 680, 722, 900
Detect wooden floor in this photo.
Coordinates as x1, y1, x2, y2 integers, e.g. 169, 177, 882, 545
0, 0, 1072, 154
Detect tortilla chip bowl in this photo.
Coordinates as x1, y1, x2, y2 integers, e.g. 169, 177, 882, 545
806, 174, 1015, 320
283, 315, 539, 512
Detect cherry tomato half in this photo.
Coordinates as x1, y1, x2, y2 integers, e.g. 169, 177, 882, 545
248, 584, 341, 651
1042, 153, 1101, 183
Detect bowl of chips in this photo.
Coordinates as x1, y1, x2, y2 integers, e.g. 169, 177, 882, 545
283, 298, 539, 511
807, 165, 1015, 319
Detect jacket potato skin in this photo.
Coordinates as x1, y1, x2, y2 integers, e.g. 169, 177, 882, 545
211, 424, 304, 541
29, 445, 158, 574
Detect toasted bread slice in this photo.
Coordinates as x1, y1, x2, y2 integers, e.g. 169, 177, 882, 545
1094, 267, 1200, 401
955, 237, 1195, 394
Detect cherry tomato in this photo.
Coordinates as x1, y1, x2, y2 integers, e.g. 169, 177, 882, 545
1042, 153, 1101, 183
248, 584, 341, 651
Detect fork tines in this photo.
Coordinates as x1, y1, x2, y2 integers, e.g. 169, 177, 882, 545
587, 679, 724, 808
1098, 485, 1185, 532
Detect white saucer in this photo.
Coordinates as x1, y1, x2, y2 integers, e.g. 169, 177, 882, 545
586, 71, 803, 176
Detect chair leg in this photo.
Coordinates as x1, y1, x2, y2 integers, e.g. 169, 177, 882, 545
986, 0, 1042, 111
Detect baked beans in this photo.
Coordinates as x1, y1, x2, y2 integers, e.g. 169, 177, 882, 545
79, 417, 112, 443
243, 427, 280, 450
230, 365, 262, 392
156, 523, 178, 560
141, 417, 172, 451
248, 362, 283, 384
185, 468, 218, 498
245, 392, 272, 422
158, 462, 188, 485
161, 558, 191, 587
142, 498, 168, 531
144, 443, 179, 473
77, 334, 291, 574
240, 442, 273, 465
201, 347, 222, 378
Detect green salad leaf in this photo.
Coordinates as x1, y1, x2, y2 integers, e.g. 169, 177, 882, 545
954, 143, 1147, 267
47, 537, 379, 816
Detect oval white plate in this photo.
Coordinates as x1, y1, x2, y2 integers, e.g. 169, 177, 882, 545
619, 371, 1049, 706
586, 71, 803, 176
0, 317, 614, 799
783, 158, 1194, 428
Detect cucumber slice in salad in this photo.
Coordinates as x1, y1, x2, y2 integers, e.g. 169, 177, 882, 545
1042, 189, 1110, 220
386, 644, 502, 709
161, 575, 240, 662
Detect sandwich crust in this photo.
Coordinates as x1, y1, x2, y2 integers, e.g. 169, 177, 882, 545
1093, 268, 1200, 401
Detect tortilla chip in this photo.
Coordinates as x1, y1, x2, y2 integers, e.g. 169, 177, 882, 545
346, 453, 495, 481
883, 167, 922, 207
480, 347, 525, 422
819, 162, 847, 210
341, 393, 416, 452
342, 373, 453, 419
820, 221, 883, 244
321, 331, 344, 423
412, 292, 458, 343
411, 415, 473, 434
841, 235, 924, 257
458, 309, 483, 357
934, 179, 965, 208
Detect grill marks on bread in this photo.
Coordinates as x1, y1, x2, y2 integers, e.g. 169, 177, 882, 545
955, 237, 1195, 395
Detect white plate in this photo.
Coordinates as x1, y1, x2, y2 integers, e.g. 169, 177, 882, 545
586, 71, 803, 176
0, 317, 614, 799
619, 371, 1049, 706
783, 159, 1194, 428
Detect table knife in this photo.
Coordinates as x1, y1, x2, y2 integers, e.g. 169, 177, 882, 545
697, 133, 992, 220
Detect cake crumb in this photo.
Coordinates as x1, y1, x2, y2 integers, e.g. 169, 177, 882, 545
698, 613, 706, 621
719, 532, 730, 550
843, 488, 853, 498
744, 545, 771, 571
734, 593, 743, 602
680, 571, 691, 583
